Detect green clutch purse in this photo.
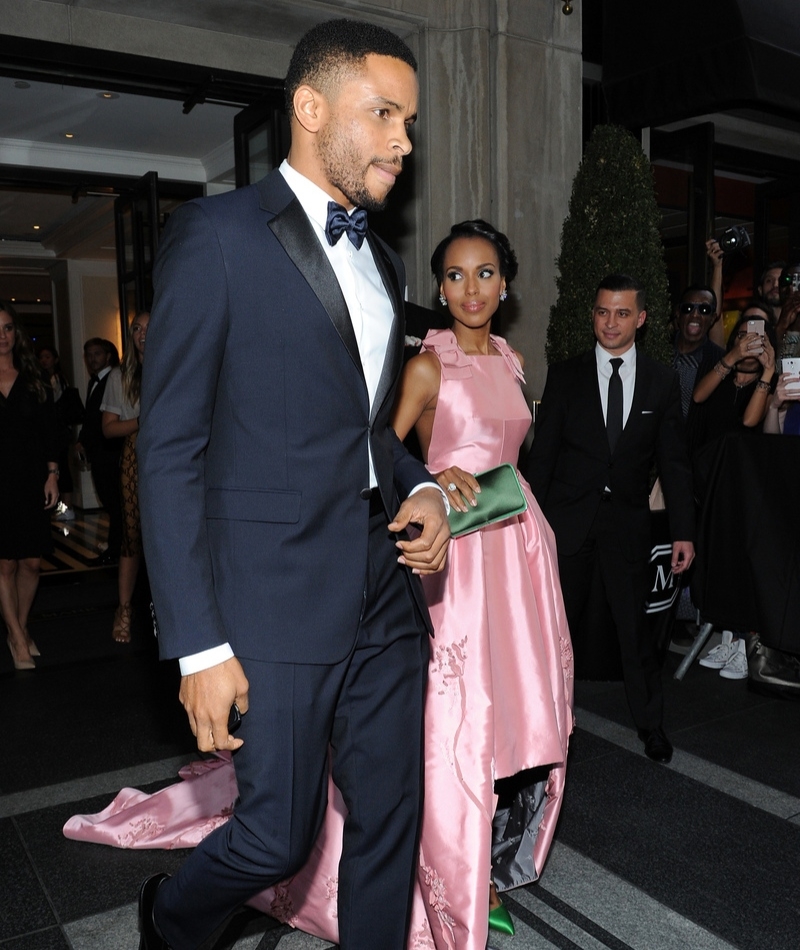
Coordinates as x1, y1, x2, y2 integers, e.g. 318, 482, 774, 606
447, 463, 528, 538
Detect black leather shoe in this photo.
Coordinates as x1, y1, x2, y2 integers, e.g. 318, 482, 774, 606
138, 873, 170, 949
638, 727, 673, 763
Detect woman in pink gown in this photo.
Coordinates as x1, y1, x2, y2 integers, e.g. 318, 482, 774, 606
65, 220, 573, 949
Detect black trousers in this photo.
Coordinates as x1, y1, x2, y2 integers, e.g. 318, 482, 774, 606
557, 498, 663, 731
155, 508, 430, 950
88, 449, 123, 557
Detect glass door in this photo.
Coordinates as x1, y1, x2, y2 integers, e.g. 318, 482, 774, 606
114, 170, 160, 340
233, 98, 289, 188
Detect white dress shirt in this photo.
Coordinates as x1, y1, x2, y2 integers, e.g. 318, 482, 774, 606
595, 342, 636, 427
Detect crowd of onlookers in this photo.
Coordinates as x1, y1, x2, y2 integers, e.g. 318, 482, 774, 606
668, 250, 800, 689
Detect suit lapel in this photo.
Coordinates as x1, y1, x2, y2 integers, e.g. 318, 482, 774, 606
617, 347, 650, 450
268, 194, 365, 382
367, 233, 403, 424
578, 351, 609, 454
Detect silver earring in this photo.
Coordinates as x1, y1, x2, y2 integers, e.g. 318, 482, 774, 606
500, 291, 508, 302
439, 293, 447, 306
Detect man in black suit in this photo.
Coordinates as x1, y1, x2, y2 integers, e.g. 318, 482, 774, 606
136, 19, 449, 950
524, 274, 694, 764
76, 338, 122, 562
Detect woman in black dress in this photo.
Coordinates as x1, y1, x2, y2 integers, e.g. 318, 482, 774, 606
0, 301, 59, 670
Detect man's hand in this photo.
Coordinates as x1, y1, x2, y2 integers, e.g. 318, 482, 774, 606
179, 656, 250, 752
389, 486, 450, 575
671, 541, 695, 574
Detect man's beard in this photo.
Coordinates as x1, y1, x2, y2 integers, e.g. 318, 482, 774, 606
317, 122, 397, 212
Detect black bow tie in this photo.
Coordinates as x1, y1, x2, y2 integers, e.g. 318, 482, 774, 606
325, 202, 368, 250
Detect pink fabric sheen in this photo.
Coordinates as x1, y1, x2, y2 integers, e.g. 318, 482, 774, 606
63, 329, 573, 949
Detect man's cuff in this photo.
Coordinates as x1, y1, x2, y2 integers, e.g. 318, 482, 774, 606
409, 481, 450, 514
179, 643, 235, 676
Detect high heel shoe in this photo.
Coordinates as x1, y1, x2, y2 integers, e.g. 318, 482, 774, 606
24, 628, 40, 657
489, 904, 515, 936
112, 603, 133, 643
7, 639, 35, 671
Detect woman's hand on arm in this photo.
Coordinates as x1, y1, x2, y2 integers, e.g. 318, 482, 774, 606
101, 410, 139, 439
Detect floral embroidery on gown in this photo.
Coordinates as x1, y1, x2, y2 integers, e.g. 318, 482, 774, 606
64, 329, 573, 950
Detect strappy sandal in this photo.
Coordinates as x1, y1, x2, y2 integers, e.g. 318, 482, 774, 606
112, 603, 133, 643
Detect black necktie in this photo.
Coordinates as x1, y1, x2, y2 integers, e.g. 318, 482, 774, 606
87, 375, 99, 399
324, 202, 368, 250
607, 358, 623, 453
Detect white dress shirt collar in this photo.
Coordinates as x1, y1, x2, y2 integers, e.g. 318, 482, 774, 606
280, 159, 350, 234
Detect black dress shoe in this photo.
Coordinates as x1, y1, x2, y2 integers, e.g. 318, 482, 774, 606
638, 727, 673, 763
138, 873, 171, 949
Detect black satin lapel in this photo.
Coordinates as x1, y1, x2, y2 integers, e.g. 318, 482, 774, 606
269, 198, 363, 377
367, 233, 404, 423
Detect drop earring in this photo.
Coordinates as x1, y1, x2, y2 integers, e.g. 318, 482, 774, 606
500, 291, 508, 302
439, 293, 447, 306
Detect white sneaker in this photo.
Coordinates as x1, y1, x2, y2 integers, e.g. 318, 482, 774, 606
720, 639, 748, 680
699, 630, 735, 669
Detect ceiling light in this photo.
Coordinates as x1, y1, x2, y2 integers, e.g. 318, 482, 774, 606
14, 81, 31, 89
33, 224, 40, 230
98, 91, 119, 100
64, 132, 74, 139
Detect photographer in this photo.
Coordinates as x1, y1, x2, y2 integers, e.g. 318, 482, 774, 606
689, 306, 776, 475
776, 261, 800, 357
763, 366, 800, 435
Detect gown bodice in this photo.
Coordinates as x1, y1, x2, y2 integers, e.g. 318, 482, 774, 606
422, 329, 530, 474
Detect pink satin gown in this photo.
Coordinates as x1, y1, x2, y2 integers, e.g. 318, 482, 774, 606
64, 329, 574, 950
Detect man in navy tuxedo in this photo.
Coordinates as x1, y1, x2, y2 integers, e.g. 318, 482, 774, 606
137, 19, 449, 950
524, 275, 695, 764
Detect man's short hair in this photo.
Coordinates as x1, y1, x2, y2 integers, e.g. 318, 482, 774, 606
759, 261, 786, 286
83, 337, 119, 366
595, 274, 646, 312
679, 283, 717, 312
284, 18, 417, 116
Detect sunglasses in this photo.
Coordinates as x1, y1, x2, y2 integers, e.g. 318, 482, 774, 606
678, 302, 714, 316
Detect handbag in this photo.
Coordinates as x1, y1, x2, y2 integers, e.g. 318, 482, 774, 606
447, 463, 528, 538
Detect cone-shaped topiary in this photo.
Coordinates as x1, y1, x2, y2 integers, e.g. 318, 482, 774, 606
546, 124, 671, 365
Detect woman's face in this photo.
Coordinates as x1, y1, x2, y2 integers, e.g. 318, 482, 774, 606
439, 236, 506, 331
0, 311, 16, 358
38, 349, 56, 373
131, 313, 150, 361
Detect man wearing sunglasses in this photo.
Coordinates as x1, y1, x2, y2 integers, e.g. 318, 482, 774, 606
672, 285, 725, 417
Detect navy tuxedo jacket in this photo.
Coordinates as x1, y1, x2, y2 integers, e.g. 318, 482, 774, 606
523, 347, 695, 563
138, 170, 431, 664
